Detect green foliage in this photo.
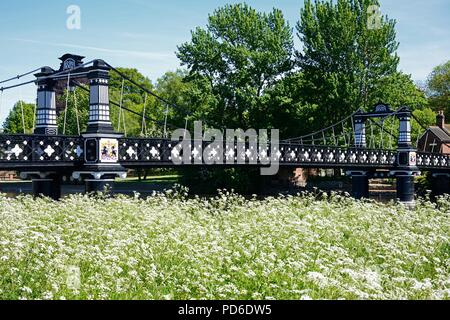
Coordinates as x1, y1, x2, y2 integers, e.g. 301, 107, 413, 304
412, 108, 436, 143
2, 101, 35, 134
109, 68, 157, 137
154, 69, 199, 133
373, 72, 428, 109
177, 3, 295, 130
57, 88, 89, 135
426, 60, 450, 118
297, 0, 405, 128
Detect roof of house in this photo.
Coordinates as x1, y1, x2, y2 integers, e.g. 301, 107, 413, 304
427, 126, 450, 142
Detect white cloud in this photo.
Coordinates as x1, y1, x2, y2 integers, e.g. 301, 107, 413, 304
8, 38, 175, 62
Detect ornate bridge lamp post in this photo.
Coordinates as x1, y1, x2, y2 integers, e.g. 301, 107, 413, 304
392, 107, 419, 208
71, 60, 127, 193
348, 111, 369, 199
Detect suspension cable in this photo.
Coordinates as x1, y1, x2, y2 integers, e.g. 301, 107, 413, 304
369, 121, 374, 149
183, 117, 188, 139
389, 117, 394, 149
105, 62, 193, 118
342, 122, 347, 146
19, 100, 25, 134
117, 79, 125, 133
32, 101, 36, 132
0, 79, 36, 92
350, 116, 355, 146
0, 67, 42, 85
163, 104, 169, 138
332, 126, 337, 145
141, 93, 147, 136
284, 108, 362, 143
72, 81, 175, 129
63, 73, 71, 135
73, 88, 81, 135
0, 60, 96, 93
380, 119, 385, 149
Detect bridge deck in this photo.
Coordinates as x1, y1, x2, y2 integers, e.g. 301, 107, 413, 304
0, 135, 448, 172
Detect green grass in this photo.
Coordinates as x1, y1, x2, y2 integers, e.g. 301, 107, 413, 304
0, 189, 448, 300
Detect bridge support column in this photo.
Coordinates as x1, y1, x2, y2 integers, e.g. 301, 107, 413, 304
390, 171, 418, 208
32, 177, 61, 200
393, 107, 419, 208
431, 173, 450, 197
20, 172, 61, 199
347, 171, 369, 199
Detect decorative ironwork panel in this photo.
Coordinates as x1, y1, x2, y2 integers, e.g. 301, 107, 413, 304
0, 135, 84, 164
417, 152, 450, 169
118, 138, 173, 163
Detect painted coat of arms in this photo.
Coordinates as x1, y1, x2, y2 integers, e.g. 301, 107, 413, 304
99, 138, 118, 163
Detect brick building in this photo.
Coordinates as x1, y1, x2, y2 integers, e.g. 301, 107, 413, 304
417, 111, 450, 154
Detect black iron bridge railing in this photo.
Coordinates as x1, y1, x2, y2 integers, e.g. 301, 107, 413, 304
0, 134, 449, 171
0, 134, 84, 170
118, 138, 400, 169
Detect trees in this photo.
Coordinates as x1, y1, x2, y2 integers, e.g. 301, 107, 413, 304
154, 69, 198, 133
108, 68, 157, 137
2, 101, 35, 134
57, 88, 89, 135
296, 0, 416, 128
372, 72, 428, 110
177, 3, 295, 130
426, 60, 450, 117
176, 3, 299, 193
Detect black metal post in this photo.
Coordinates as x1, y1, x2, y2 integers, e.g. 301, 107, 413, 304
395, 174, 415, 206
32, 175, 61, 200
393, 107, 419, 208
431, 173, 450, 197
348, 171, 369, 199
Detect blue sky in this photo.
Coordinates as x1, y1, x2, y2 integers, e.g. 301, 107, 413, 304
0, 0, 449, 123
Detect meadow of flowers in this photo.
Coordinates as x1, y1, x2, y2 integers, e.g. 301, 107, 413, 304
0, 188, 449, 300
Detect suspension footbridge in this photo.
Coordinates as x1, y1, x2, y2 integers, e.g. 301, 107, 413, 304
0, 54, 448, 206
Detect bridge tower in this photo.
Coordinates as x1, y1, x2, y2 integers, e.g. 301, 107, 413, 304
34, 67, 58, 135
72, 59, 127, 193
19, 67, 62, 199
348, 111, 369, 199
392, 107, 419, 208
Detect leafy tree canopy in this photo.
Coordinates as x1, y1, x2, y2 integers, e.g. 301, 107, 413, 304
177, 3, 295, 130
426, 60, 450, 118
297, 0, 401, 126
3, 101, 35, 134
